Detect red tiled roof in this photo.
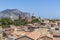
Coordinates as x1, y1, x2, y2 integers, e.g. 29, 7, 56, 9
53, 38, 60, 40
26, 31, 41, 40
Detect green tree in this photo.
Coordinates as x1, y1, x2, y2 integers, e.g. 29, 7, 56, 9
13, 20, 21, 26
31, 18, 40, 23
0, 18, 13, 28
21, 19, 28, 25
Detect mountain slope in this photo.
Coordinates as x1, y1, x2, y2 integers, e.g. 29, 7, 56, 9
0, 9, 30, 19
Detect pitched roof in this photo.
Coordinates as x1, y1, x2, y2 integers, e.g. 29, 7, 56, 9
53, 31, 60, 35
39, 33, 53, 38
25, 30, 41, 40
16, 36, 34, 40
53, 38, 60, 40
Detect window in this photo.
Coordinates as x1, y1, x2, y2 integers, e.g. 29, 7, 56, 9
53, 35, 60, 37
55, 28, 59, 30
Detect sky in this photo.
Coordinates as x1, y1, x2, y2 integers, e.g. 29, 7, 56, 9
0, 0, 60, 18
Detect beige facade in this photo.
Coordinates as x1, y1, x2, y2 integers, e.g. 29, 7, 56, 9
16, 36, 33, 40
41, 19, 49, 23
0, 33, 4, 40
56, 21, 60, 26
37, 36, 53, 40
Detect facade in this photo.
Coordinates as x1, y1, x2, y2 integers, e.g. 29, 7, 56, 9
53, 30, 60, 40
0, 29, 4, 40
37, 36, 53, 40
53, 35, 60, 40
55, 21, 60, 26
0, 33, 3, 40
16, 36, 33, 40
41, 19, 49, 24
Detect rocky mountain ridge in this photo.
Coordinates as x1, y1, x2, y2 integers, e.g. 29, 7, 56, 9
0, 9, 30, 19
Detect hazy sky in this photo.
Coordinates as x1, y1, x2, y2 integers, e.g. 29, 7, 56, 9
0, 0, 60, 18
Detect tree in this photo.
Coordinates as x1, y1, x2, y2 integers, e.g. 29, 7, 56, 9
19, 13, 22, 20
0, 18, 13, 28
13, 20, 21, 26
13, 18, 28, 26
31, 18, 40, 23
21, 19, 28, 25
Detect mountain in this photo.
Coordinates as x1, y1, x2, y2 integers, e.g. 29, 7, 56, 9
0, 9, 30, 19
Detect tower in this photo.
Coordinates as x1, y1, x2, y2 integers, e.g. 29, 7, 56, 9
31, 12, 35, 19
19, 13, 22, 20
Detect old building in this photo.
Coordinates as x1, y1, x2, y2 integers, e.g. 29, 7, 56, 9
53, 30, 60, 40
37, 36, 53, 40
16, 36, 33, 40
0, 29, 4, 40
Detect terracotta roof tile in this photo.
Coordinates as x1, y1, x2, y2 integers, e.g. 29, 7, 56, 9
53, 38, 60, 40
26, 30, 41, 40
